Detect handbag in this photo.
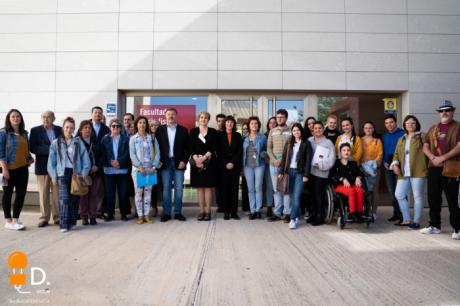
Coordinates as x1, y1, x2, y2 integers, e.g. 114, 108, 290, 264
70, 139, 92, 196
276, 142, 290, 194
442, 160, 460, 178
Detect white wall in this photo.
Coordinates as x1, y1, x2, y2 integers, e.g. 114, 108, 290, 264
0, 0, 459, 131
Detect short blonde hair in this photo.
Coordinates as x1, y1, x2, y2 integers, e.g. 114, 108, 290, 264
327, 114, 338, 121
198, 111, 211, 120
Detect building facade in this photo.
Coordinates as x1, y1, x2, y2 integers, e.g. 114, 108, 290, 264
0, 0, 459, 133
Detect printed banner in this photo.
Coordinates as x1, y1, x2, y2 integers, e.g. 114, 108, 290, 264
136, 105, 196, 132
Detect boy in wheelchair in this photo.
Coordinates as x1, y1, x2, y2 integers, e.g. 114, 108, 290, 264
329, 143, 366, 222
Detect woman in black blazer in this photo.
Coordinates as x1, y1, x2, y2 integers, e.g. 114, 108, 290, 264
190, 111, 218, 221
216, 116, 243, 220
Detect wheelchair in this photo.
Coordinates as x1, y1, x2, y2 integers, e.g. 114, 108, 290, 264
323, 178, 375, 230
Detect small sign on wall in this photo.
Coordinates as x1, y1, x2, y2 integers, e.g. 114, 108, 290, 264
383, 98, 397, 114
106, 103, 117, 122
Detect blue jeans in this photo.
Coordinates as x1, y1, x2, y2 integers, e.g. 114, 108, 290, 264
264, 163, 273, 207
288, 168, 304, 220
395, 177, 426, 223
161, 158, 185, 215
58, 168, 79, 230
244, 165, 265, 213
384, 169, 402, 219
270, 165, 291, 216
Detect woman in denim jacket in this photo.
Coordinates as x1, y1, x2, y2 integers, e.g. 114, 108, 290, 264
47, 117, 90, 233
129, 116, 160, 224
0, 109, 34, 231
242, 116, 267, 220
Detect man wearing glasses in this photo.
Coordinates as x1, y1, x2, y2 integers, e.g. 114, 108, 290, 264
421, 100, 460, 240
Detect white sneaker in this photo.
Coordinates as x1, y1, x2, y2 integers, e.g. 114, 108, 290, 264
289, 219, 297, 230
69, 225, 77, 231
14, 222, 25, 230
60, 228, 68, 233
452, 232, 460, 240
372, 213, 377, 221
420, 226, 441, 235
4, 222, 14, 230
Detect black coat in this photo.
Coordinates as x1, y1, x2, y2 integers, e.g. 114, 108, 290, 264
100, 134, 130, 170
280, 139, 313, 177
29, 125, 62, 175
329, 160, 364, 187
90, 121, 110, 145
155, 124, 190, 169
216, 131, 243, 170
80, 137, 103, 175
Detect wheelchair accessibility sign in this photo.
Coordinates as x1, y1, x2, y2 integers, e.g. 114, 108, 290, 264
383, 98, 397, 114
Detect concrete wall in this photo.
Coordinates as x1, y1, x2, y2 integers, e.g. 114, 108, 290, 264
0, 0, 460, 130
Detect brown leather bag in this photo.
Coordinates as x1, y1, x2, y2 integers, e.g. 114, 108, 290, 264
70, 139, 92, 196
442, 160, 460, 178
276, 142, 290, 194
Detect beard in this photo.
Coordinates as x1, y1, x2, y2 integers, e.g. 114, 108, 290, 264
440, 115, 450, 124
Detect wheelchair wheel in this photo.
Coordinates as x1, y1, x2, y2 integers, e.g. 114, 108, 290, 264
323, 185, 335, 224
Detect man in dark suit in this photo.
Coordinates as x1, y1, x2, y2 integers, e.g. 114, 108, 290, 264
155, 108, 190, 222
29, 111, 62, 227
89, 106, 110, 218
90, 106, 110, 144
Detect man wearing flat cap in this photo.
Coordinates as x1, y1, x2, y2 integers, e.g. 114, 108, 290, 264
421, 100, 460, 240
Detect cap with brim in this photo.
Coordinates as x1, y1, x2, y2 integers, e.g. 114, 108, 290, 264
436, 100, 456, 112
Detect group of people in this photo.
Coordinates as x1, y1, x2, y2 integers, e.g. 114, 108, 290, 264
1, 100, 459, 239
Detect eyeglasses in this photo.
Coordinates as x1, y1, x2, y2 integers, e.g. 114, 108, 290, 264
405, 121, 417, 125
111, 125, 121, 128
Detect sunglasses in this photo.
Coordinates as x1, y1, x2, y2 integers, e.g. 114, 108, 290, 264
438, 109, 452, 113
111, 125, 121, 128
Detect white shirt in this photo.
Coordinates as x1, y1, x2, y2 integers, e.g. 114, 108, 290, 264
167, 124, 177, 158
403, 138, 411, 177
290, 143, 300, 169
65, 142, 74, 168
45, 126, 55, 143
92, 120, 101, 137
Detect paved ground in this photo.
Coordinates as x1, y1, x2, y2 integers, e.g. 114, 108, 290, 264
1, 207, 459, 306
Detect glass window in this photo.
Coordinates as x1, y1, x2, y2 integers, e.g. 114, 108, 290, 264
221, 97, 251, 134
275, 98, 303, 125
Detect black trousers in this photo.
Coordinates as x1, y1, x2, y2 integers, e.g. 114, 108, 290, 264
241, 176, 249, 212
222, 168, 240, 214
2, 166, 29, 219
216, 177, 223, 209
309, 175, 328, 219
104, 174, 129, 217
427, 167, 460, 231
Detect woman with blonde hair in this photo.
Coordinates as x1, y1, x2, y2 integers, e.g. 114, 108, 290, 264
190, 111, 218, 221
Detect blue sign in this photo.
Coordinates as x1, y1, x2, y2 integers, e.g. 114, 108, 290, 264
106, 103, 116, 114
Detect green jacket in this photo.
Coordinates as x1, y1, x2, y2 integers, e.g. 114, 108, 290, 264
391, 132, 428, 179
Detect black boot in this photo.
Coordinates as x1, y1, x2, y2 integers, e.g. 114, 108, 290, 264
266, 207, 273, 218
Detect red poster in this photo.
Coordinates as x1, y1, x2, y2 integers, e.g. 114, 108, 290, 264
136, 105, 196, 132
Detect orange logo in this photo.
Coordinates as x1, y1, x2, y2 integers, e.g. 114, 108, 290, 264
7, 251, 50, 295
8, 251, 27, 288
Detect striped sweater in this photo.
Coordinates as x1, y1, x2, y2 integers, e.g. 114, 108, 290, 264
267, 125, 291, 166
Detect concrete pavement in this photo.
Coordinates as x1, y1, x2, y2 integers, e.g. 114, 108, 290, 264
1, 207, 459, 306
